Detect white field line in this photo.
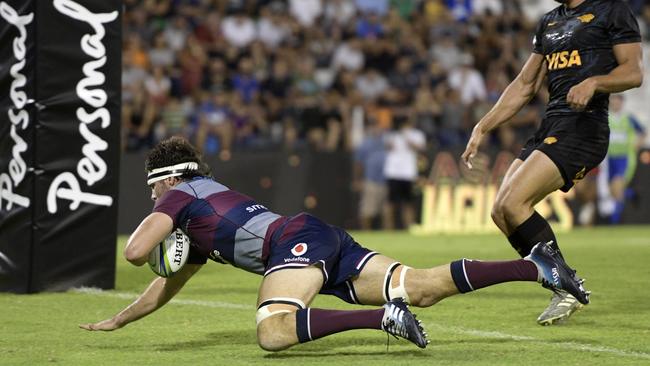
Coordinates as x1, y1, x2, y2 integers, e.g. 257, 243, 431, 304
74, 288, 650, 360
428, 323, 650, 360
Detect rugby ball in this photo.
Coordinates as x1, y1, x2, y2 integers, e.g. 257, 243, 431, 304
148, 229, 190, 277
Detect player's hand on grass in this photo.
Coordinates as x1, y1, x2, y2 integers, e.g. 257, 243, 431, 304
79, 318, 122, 331
462, 128, 483, 169
567, 78, 597, 111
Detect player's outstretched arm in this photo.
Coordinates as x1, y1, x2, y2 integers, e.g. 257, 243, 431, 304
79, 263, 202, 331
462, 53, 547, 168
567, 43, 644, 111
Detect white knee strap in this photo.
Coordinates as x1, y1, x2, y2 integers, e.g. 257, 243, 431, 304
256, 297, 306, 325
384, 263, 411, 303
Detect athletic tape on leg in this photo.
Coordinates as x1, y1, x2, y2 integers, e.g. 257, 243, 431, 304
383, 263, 411, 303
383, 262, 400, 302
256, 297, 306, 325
388, 266, 411, 303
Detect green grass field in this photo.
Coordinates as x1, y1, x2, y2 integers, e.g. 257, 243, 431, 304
1, 227, 650, 365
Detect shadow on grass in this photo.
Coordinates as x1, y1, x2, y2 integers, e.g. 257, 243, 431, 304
146, 328, 521, 356
154, 330, 257, 351
264, 349, 430, 359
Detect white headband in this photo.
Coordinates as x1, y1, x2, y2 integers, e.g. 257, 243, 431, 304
147, 162, 199, 185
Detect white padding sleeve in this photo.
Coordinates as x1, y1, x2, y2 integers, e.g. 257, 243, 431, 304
388, 265, 411, 303
255, 297, 306, 325
256, 307, 291, 325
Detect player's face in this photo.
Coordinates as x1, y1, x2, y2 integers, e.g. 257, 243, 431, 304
149, 180, 171, 201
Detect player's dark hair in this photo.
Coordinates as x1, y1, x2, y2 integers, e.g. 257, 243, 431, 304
145, 136, 212, 180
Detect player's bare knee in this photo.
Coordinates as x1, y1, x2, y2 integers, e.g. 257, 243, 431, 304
498, 194, 527, 224
256, 313, 294, 352
255, 298, 304, 352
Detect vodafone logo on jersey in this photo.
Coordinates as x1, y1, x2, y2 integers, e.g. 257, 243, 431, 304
291, 243, 308, 256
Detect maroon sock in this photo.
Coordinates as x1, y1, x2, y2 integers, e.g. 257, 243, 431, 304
450, 258, 539, 293
295, 308, 384, 343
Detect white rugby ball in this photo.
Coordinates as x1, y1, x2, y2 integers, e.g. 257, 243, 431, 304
148, 229, 190, 277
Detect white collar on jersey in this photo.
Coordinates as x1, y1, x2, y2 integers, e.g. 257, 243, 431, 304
147, 162, 199, 185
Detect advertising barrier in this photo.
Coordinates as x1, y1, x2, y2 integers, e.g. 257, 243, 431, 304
0, 0, 121, 292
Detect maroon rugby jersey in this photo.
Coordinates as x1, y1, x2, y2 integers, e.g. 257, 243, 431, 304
153, 177, 285, 274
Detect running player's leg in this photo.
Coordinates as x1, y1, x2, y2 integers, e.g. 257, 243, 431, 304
491, 158, 524, 235
256, 266, 392, 351
493, 151, 565, 257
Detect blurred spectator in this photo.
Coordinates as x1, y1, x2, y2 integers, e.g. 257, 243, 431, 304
331, 39, 365, 72
423, 0, 451, 23
473, 0, 503, 16
390, 0, 418, 20
229, 94, 268, 149
383, 119, 426, 229
194, 12, 224, 53
148, 32, 175, 68
354, 119, 388, 230
411, 84, 441, 141
221, 12, 256, 48
598, 94, 647, 224
202, 58, 231, 94
355, 0, 389, 16
178, 35, 207, 95
232, 57, 261, 103
520, 0, 559, 22
195, 91, 233, 155
124, 33, 149, 70
388, 56, 420, 103
123, 87, 156, 152
447, 53, 487, 105
289, 0, 323, 27
156, 97, 191, 141
445, 0, 471, 21
643, 3, 650, 38
257, 7, 290, 49
324, 0, 356, 26
144, 66, 171, 106
438, 88, 468, 148
356, 69, 389, 101
429, 32, 462, 72
356, 13, 384, 39
164, 16, 189, 52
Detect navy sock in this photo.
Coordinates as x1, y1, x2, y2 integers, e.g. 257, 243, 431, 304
450, 258, 539, 293
509, 211, 562, 259
295, 308, 385, 343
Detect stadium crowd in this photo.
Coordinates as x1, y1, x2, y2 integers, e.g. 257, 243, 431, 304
122, 0, 650, 155
122, 0, 650, 226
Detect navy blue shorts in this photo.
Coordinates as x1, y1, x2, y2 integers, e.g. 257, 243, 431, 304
264, 213, 377, 304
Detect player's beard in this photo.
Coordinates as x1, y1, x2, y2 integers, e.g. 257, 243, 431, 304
554, 0, 568, 3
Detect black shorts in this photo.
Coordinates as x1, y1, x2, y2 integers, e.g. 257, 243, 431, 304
519, 113, 609, 192
387, 179, 414, 203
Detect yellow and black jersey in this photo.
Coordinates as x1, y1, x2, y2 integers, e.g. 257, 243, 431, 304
532, 0, 641, 117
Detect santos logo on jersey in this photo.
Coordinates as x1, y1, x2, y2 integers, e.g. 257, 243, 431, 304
546, 50, 582, 70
